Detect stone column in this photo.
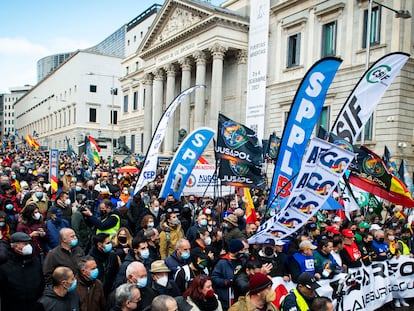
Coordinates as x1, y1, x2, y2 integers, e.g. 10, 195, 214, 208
179, 57, 192, 132
209, 43, 227, 130
143, 73, 153, 152
193, 51, 207, 129
236, 49, 248, 122
152, 68, 164, 134
164, 63, 177, 153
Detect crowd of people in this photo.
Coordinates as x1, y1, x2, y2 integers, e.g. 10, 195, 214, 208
0, 148, 413, 311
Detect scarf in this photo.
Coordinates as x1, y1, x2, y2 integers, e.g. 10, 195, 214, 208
194, 296, 219, 311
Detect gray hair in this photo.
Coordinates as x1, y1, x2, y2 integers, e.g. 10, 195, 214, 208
126, 261, 145, 278
77, 255, 96, 270
151, 295, 177, 311
176, 238, 189, 249
115, 283, 138, 308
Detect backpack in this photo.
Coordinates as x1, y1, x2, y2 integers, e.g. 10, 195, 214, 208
174, 264, 192, 290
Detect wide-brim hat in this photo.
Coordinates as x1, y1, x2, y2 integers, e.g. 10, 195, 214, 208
150, 260, 171, 273
224, 214, 238, 226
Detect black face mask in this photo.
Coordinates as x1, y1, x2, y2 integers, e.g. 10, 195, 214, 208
377, 238, 385, 244
88, 186, 94, 191
118, 237, 127, 244
366, 241, 373, 247
264, 247, 274, 256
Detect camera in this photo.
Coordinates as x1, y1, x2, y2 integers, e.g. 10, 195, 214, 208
80, 199, 95, 212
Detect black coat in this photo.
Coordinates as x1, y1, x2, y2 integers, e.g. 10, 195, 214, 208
0, 251, 44, 311
36, 285, 80, 311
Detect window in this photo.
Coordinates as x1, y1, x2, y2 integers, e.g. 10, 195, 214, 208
357, 115, 373, 142
89, 108, 97, 122
123, 95, 129, 113
89, 85, 97, 93
321, 21, 337, 57
133, 91, 138, 110
363, 6, 381, 48
316, 106, 330, 133
143, 89, 146, 107
111, 110, 118, 124
287, 33, 301, 67
140, 133, 144, 152
131, 134, 135, 153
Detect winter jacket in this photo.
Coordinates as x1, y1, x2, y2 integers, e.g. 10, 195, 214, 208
45, 218, 71, 251
229, 294, 278, 311
16, 219, 47, 260
165, 250, 191, 279
36, 285, 80, 311
76, 274, 106, 311
159, 221, 184, 259
0, 251, 44, 311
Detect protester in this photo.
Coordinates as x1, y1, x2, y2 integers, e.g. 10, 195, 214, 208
165, 238, 192, 278
281, 272, 320, 311
45, 207, 71, 251
159, 211, 185, 259
36, 266, 80, 311
0, 232, 44, 311
151, 295, 179, 311
184, 275, 223, 311
76, 255, 106, 311
111, 283, 141, 311
82, 198, 121, 238
289, 240, 319, 282
150, 260, 181, 297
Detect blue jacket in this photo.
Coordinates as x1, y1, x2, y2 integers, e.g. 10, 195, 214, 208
165, 250, 190, 279
45, 219, 71, 251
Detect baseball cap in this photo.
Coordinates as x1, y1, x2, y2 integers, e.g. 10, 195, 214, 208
263, 238, 275, 246
326, 225, 340, 235
370, 224, 382, 231
274, 240, 286, 246
299, 240, 317, 250
298, 272, 321, 290
358, 222, 370, 229
341, 229, 354, 238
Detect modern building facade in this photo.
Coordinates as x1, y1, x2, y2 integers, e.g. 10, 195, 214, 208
14, 5, 159, 157
119, 0, 413, 167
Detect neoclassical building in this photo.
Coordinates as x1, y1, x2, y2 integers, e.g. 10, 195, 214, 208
120, 0, 413, 168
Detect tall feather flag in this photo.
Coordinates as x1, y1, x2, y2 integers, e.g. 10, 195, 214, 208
244, 187, 257, 224
268, 57, 342, 205
134, 85, 205, 195
399, 159, 414, 196
383, 146, 399, 177
332, 52, 409, 142
86, 135, 100, 164
25, 134, 40, 150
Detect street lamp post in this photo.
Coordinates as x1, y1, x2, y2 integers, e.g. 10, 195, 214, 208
362, 0, 411, 145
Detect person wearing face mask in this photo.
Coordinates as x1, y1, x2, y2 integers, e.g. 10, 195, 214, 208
358, 232, 375, 266
135, 215, 156, 240
51, 191, 73, 224
150, 260, 181, 297
230, 273, 277, 311
184, 275, 223, 311
115, 236, 152, 288
25, 185, 49, 219
69, 181, 86, 204
222, 214, 244, 251
113, 227, 133, 262
0, 211, 11, 241
76, 256, 106, 311
45, 208, 71, 251
143, 228, 161, 261
43, 228, 85, 285
187, 212, 209, 242
16, 203, 47, 261
88, 233, 120, 296
165, 238, 192, 278
159, 211, 185, 259
281, 272, 321, 311
212, 239, 247, 310
175, 247, 210, 292
82, 199, 121, 239
0, 232, 44, 311
372, 230, 390, 261
36, 266, 80, 311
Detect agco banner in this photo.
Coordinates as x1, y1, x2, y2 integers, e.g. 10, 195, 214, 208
249, 137, 354, 242
332, 52, 409, 143
134, 85, 205, 195
268, 57, 342, 204
159, 127, 215, 199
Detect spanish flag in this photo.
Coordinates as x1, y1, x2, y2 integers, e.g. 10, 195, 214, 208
244, 187, 257, 224
25, 134, 40, 150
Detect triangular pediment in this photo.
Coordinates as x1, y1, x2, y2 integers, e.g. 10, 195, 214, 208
139, 0, 249, 58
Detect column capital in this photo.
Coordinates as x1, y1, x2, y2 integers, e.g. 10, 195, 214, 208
193, 50, 207, 65
163, 63, 177, 77
152, 68, 164, 81
237, 49, 248, 64
143, 73, 154, 85
209, 43, 227, 59
179, 57, 192, 71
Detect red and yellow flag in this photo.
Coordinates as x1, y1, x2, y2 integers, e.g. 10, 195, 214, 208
25, 134, 39, 150
244, 187, 257, 224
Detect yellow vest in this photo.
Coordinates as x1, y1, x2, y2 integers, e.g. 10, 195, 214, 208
292, 288, 310, 311
96, 214, 121, 238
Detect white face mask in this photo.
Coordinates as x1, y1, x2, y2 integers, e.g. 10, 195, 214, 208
156, 275, 169, 287
388, 235, 395, 241
33, 212, 41, 220
21, 244, 33, 255
65, 199, 71, 205
204, 237, 212, 246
